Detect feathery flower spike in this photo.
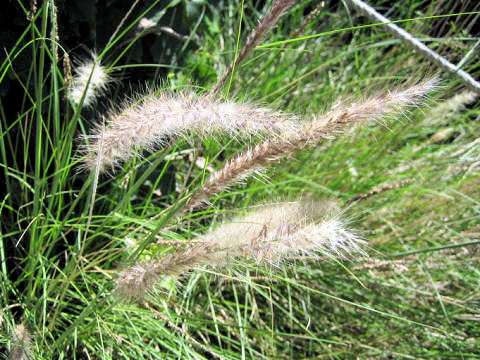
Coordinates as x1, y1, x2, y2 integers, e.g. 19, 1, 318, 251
186, 80, 437, 210
81, 91, 299, 172
68, 54, 109, 107
9, 324, 31, 360
115, 202, 364, 298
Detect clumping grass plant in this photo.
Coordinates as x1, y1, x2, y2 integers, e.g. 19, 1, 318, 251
1, 0, 479, 358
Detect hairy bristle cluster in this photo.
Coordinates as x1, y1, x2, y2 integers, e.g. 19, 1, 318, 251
211, 0, 295, 93
186, 80, 437, 210
10, 324, 31, 360
115, 202, 364, 299
68, 56, 109, 107
198, 201, 364, 262
114, 245, 213, 297
81, 91, 299, 172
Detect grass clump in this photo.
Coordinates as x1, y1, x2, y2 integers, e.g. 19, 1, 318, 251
0, 0, 479, 358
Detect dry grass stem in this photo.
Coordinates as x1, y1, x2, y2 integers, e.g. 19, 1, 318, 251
290, 1, 325, 39
115, 202, 364, 298
347, 179, 412, 204
140, 301, 224, 359
211, 0, 295, 94
82, 91, 299, 172
187, 81, 436, 210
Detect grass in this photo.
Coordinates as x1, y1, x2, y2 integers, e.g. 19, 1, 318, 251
0, 0, 479, 358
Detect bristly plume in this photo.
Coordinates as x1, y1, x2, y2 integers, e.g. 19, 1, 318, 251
185, 80, 438, 211
80, 90, 299, 172
68, 54, 109, 107
196, 201, 364, 263
9, 323, 31, 360
211, 0, 296, 94
114, 245, 213, 298
115, 201, 364, 299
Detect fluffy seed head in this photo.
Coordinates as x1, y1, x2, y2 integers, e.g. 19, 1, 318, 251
185, 80, 438, 211
9, 323, 31, 360
115, 201, 364, 299
68, 55, 109, 107
114, 245, 212, 298
198, 201, 364, 263
81, 90, 299, 172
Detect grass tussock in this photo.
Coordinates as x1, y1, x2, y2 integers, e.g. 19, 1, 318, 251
1, 0, 479, 358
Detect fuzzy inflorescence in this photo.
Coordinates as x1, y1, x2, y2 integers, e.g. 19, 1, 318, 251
104, 80, 436, 300
81, 90, 299, 172
185, 80, 437, 210
197, 201, 364, 262
68, 56, 109, 107
115, 201, 364, 298
9, 324, 31, 360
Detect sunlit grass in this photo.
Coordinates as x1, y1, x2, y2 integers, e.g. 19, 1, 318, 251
1, 0, 479, 358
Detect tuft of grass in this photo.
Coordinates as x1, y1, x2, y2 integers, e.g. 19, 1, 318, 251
0, 0, 479, 359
